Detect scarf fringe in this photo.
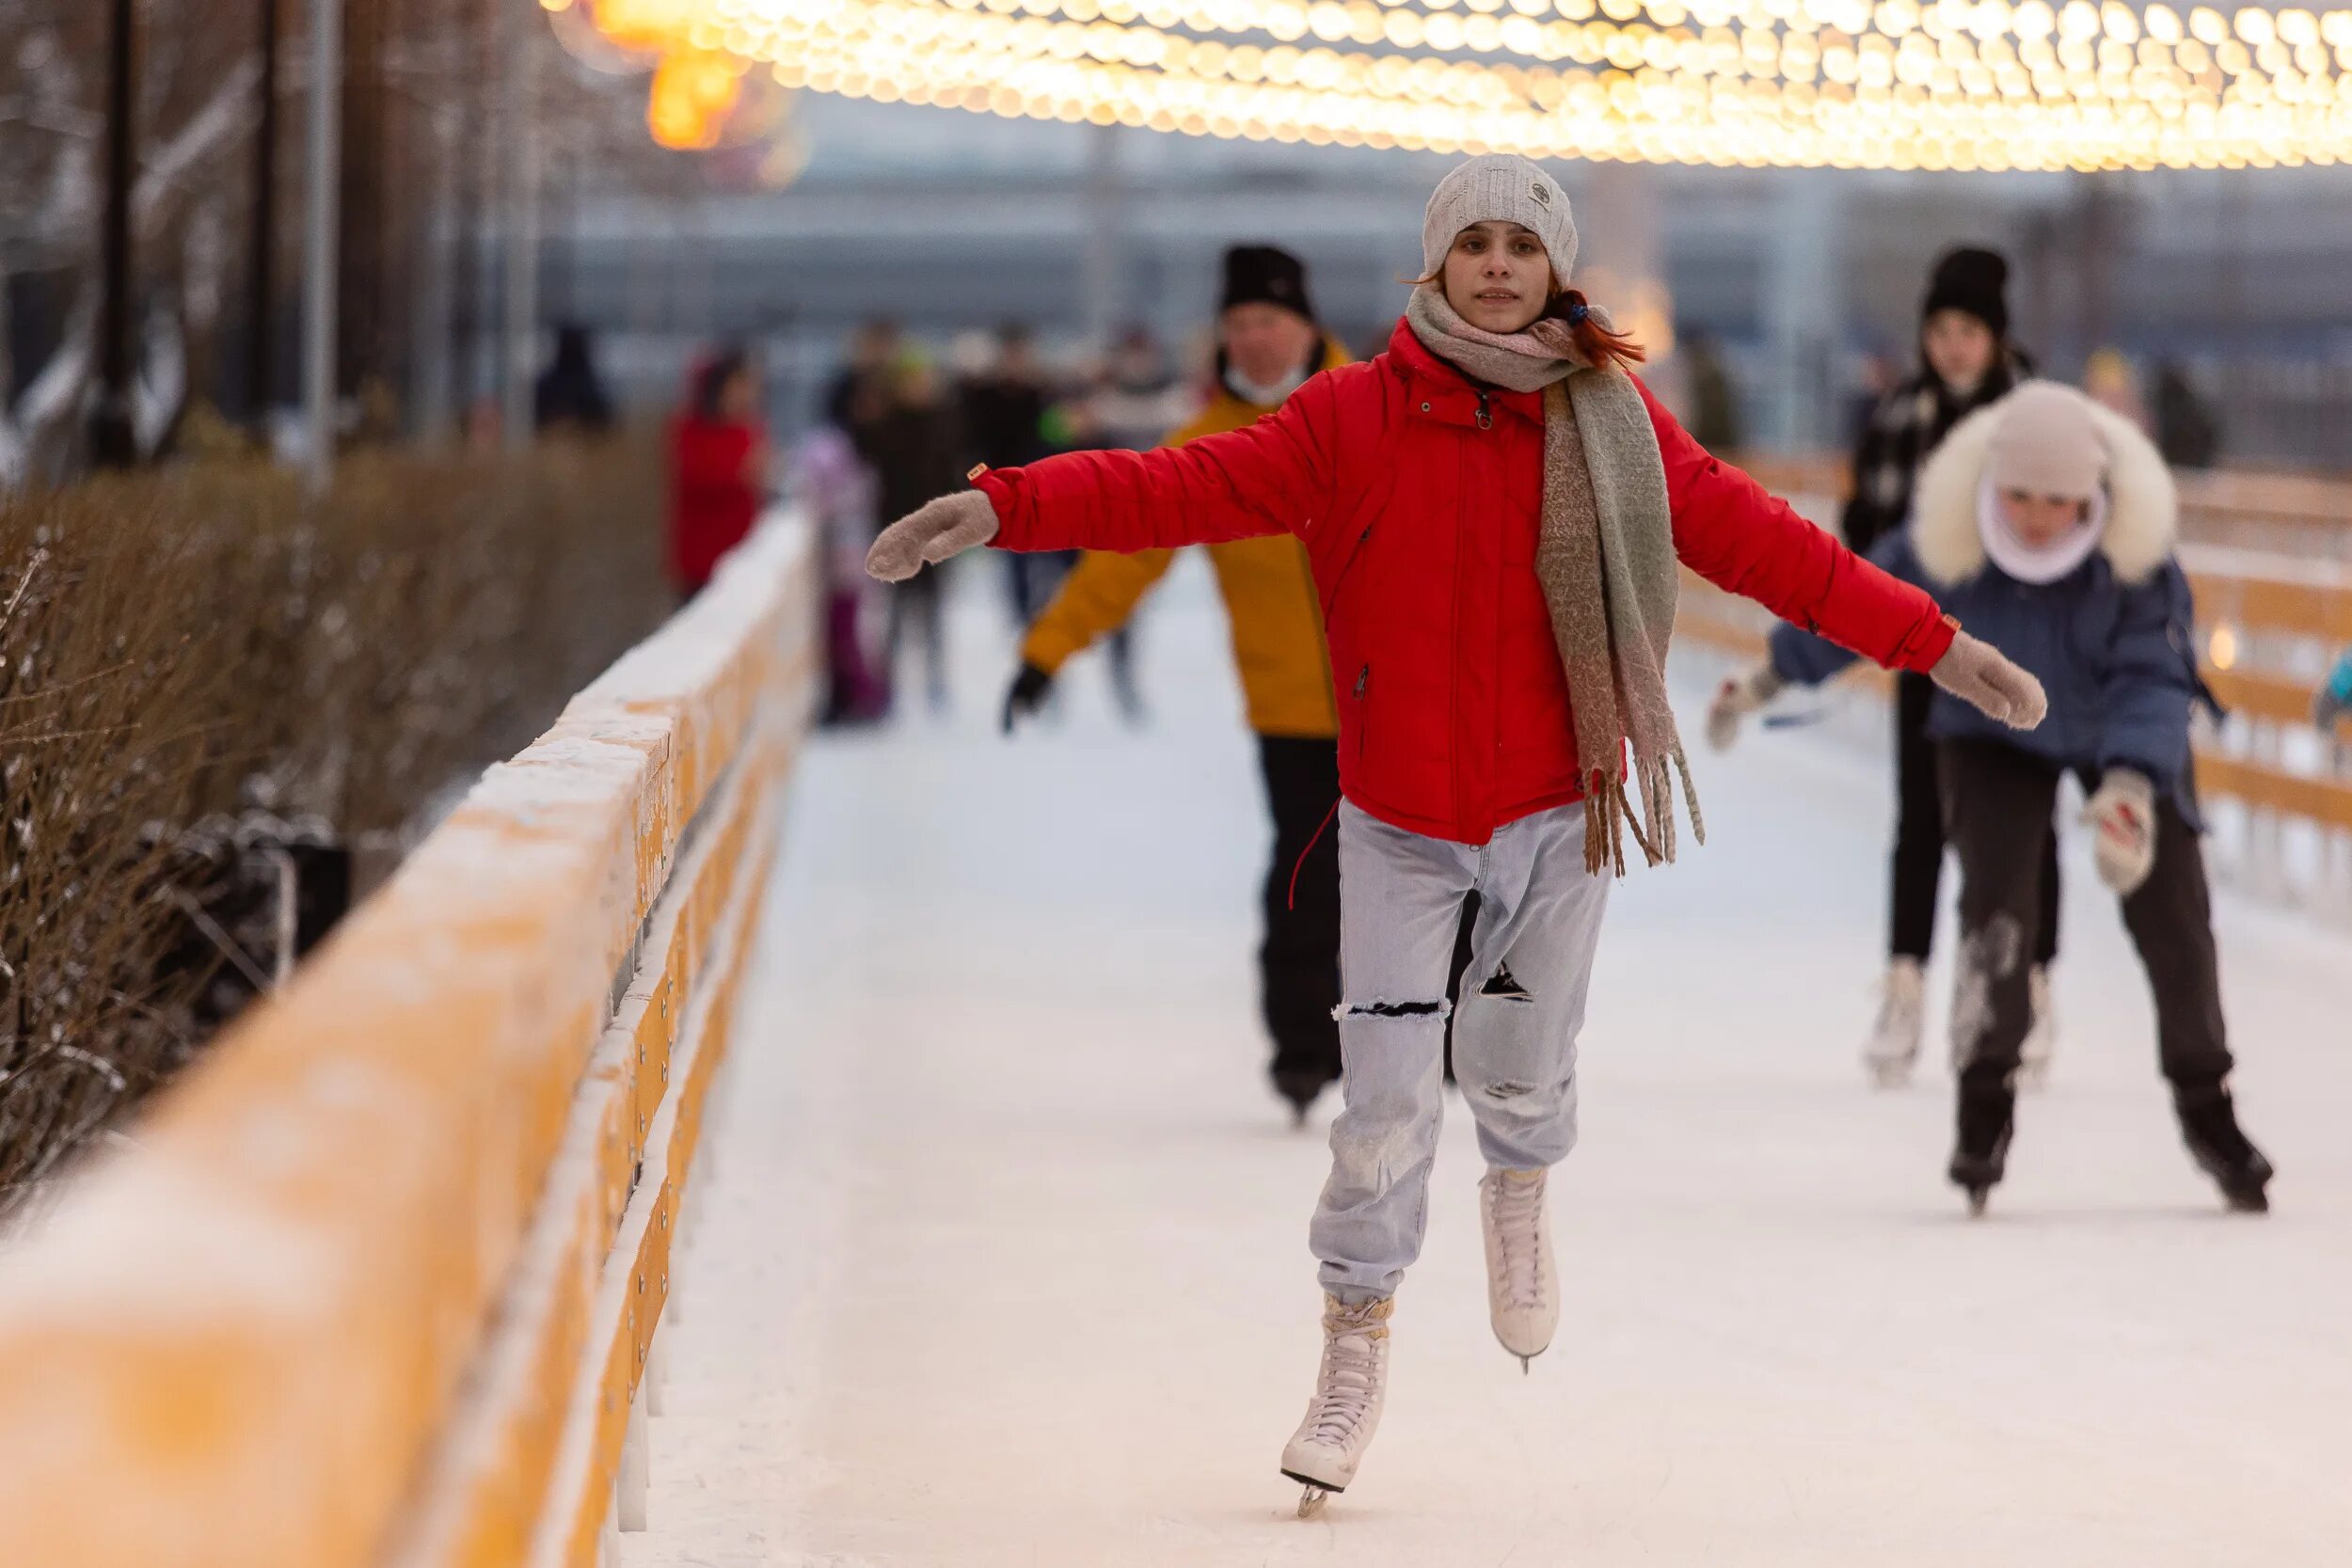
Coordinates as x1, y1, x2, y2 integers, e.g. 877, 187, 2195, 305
1582, 747, 1708, 879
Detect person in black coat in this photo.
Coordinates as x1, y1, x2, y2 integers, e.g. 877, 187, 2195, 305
960, 324, 1072, 626
1821, 245, 2061, 1089
533, 324, 615, 436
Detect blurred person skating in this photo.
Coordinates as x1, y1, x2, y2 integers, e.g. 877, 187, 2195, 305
868, 155, 2044, 1512
2086, 347, 2152, 431
1007, 245, 1351, 1123
798, 418, 889, 725
960, 323, 1073, 626
533, 322, 616, 436
1089, 325, 1199, 451
825, 318, 902, 430
1718, 381, 2272, 1217
2317, 645, 2352, 735
1678, 327, 1742, 453
1819, 245, 2061, 1089
1064, 325, 1194, 721
2153, 360, 2223, 469
1841, 348, 1897, 449
856, 351, 971, 715
666, 348, 770, 602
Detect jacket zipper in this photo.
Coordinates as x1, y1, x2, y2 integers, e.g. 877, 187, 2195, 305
1323, 522, 1375, 619
1474, 388, 1494, 431
1454, 415, 1475, 837
1354, 663, 1371, 760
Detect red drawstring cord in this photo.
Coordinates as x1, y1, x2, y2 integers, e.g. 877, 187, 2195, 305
1287, 796, 1343, 911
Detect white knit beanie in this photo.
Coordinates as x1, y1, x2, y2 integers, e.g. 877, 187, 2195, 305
1421, 154, 1579, 290
1987, 380, 2108, 500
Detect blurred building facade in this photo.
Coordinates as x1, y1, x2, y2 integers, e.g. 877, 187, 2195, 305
554, 95, 2352, 467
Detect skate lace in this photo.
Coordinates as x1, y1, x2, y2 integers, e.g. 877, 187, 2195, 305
1486, 1171, 1547, 1310
1307, 1307, 1388, 1447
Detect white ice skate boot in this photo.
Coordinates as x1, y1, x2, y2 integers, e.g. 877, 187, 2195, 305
2017, 966, 2056, 1090
1865, 958, 1927, 1088
1280, 1293, 1392, 1516
1480, 1167, 1557, 1370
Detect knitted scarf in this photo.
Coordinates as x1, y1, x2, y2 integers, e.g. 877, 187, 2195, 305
1404, 286, 1702, 876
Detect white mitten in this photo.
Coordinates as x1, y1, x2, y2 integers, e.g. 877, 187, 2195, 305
1705, 663, 1784, 752
866, 491, 1000, 582
2084, 768, 2157, 895
1930, 630, 2048, 730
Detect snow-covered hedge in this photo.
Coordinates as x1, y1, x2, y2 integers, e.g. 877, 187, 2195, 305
0, 437, 671, 1212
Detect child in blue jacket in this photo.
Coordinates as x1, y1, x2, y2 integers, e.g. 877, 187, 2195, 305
1712, 381, 2273, 1214
2318, 647, 2352, 735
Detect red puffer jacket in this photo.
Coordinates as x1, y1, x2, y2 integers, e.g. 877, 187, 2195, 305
978, 319, 1956, 846
668, 415, 764, 594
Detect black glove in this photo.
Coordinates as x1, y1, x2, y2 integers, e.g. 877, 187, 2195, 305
1002, 661, 1055, 735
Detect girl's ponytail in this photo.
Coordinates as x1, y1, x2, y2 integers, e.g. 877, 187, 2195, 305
1547, 289, 1646, 372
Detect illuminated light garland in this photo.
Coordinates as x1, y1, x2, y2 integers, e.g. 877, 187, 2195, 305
582, 0, 2352, 166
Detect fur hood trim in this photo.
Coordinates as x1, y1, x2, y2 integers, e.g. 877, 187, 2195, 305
1910, 391, 2177, 588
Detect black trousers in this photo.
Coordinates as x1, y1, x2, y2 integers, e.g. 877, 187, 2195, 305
1259, 736, 1344, 1085
1256, 736, 1484, 1089
1938, 739, 2234, 1099
1892, 672, 2062, 967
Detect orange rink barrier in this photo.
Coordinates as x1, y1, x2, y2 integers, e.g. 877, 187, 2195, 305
0, 513, 819, 1568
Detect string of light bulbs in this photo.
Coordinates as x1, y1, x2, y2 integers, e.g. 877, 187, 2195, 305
558, 0, 2352, 167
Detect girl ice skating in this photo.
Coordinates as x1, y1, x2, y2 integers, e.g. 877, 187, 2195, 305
1795, 245, 2062, 1089
1714, 379, 2275, 1216
868, 153, 2045, 1513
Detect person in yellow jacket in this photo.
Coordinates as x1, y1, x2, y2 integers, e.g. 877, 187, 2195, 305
1003, 245, 1349, 1120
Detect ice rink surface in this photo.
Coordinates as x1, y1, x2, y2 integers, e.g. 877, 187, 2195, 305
626, 560, 2352, 1568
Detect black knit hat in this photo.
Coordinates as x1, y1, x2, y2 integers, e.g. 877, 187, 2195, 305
1921, 245, 2010, 340
1220, 245, 1317, 326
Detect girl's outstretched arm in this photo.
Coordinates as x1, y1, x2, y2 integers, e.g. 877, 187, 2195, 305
867, 370, 1347, 579
1638, 379, 2043, 729
1640, 378, 1952, 673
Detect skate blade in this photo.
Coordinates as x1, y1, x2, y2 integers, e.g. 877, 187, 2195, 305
1296, 1486, 1330, 1519
1867, 1060, 1913, 1090
1491, 1332, 1549, 1370
1965, 1187, 1990, 1217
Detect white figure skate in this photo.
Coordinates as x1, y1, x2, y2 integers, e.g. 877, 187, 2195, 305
1480, 1167, 1557, 1370
2017, 966, 2056, 1090
1280, 1293, 1392, 1517
1865, 958, 1927, 1088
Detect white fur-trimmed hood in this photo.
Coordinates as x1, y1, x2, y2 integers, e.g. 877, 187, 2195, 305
1910, 387, 2177, 588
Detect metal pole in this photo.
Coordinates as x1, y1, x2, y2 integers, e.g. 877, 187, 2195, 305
248, 0, 280, 435
413, 90, 458, 442
447, 0, 492, 425
301, 0, 342, 490
90, 0, 139, 467
1079, 122, 1122, 352
1763, 174, 1839, 451
501, 4, 540, 450
337, 0, 382, 405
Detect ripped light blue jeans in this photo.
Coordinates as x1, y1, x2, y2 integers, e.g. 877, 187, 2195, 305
1312, 800, 1611, 1303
